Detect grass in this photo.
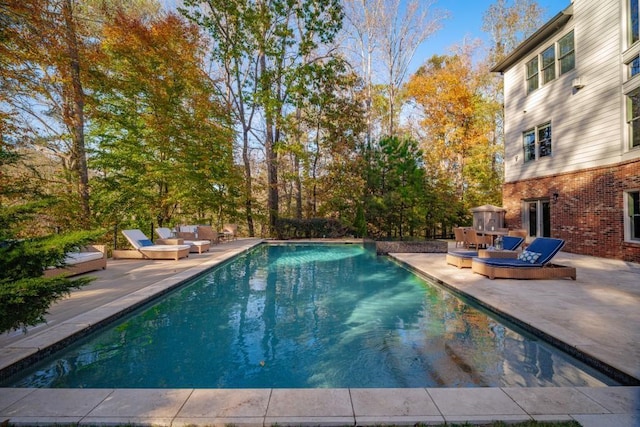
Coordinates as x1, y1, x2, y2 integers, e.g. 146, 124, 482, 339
442, 421, 581, 427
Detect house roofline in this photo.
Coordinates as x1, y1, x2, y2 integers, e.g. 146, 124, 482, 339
490, 3, 574, 73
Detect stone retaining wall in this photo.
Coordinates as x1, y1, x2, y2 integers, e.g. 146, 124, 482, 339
374, 240, 448, 255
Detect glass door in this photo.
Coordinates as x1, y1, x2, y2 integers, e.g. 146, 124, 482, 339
525, 200, 551, 238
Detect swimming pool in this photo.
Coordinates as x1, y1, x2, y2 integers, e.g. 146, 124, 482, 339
3, 243, 617, 388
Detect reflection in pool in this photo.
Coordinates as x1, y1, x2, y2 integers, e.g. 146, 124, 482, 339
4, 244, 618, 388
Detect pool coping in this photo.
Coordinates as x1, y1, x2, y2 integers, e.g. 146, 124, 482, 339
1, 239, 639, 426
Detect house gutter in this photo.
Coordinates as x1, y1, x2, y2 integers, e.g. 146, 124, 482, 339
491, 4, 574, 73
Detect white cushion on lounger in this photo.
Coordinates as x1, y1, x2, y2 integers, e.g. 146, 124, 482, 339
64, 251, 104, 265
185, 240, 210, 246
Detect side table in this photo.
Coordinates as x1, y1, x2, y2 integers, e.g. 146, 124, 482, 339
478, 249, 518, 259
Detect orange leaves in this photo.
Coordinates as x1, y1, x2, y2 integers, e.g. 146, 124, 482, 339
404, 49, 501, 205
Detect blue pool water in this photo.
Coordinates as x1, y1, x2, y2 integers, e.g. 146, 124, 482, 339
4, 244, 617, 388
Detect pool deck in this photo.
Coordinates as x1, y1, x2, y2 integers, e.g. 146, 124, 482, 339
0, 238, 639, 426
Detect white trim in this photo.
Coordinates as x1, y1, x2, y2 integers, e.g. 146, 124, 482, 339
624, 189, 640, 243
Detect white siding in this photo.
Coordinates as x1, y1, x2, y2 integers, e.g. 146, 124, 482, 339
503, 0, 638, 183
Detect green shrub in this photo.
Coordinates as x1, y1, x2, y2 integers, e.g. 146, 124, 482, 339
274, 218, 353, 239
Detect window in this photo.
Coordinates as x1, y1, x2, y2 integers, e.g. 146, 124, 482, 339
541, 45, 556, 84
626, 190, 640, 241
558, 31, 575, 75
526, 57, 539, 93
523, 129, 536, 162
626, 88, 640, 148
538, 123, 552, 157
630, 0, 639, 45
525, 32, 574, 93
629, 55, 640, 77
522, 122, 552, 162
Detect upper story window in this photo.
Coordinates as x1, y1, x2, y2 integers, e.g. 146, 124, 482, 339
523, 122, 552, 162
541, 45, 556, 84
526, 31, 575, 93
526, 57, 539, 92
558, 31, 575, 74
629, 0, 639, 45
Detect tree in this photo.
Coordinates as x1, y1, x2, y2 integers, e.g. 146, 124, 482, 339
375, 0, 444, 136
87, 11, 235, 230
180, 0, 262, 236
0, 142, 101, 333
341, 0, 378, 147
405, 48, 502, 212
1, 0, 92, 227
364, 136, 431, 238
482, 0, 545, 64
297, 65, 367, 226
182, 0, 344, 235
342, 0, 446, 138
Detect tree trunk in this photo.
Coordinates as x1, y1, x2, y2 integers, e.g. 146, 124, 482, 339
261, 53, 279, 234
294, 107, 303, 219
242, 130, 255, 236
61, 0, 90, 225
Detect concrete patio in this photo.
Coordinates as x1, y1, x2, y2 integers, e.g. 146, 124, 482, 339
0, 239, 639, 426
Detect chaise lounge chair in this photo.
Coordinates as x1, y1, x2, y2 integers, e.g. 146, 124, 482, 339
44, 245, 107, 278
155, 227, 211, 254
446, 235, 524, 268
113, 229, 191, 261
471, 237, 576, 280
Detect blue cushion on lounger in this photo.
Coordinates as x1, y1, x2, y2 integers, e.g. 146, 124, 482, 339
502, 236, 524, 251
447, 250, 478, 259
524, 237, 565, 265
138, 239, 154, 247
472, 258, 539, 268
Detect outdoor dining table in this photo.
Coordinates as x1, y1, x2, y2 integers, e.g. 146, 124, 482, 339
476, 229, 508, 245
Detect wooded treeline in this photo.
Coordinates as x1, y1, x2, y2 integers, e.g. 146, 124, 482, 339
1, 0, 546, 242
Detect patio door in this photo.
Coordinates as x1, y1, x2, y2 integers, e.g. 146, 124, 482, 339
524, 200, 551, 238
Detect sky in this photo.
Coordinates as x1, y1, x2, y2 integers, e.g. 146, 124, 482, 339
409, 0, 572, 72
162, 0, 572, 75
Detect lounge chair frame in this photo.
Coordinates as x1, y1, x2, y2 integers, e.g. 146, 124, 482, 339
113, 247, 189, 261
446, 251, 476, 268
471, 262, 576, 280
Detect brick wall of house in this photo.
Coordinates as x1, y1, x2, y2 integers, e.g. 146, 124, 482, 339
502, 159, 640, 263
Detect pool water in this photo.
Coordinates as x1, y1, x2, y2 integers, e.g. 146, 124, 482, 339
4, 244, 617, 388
